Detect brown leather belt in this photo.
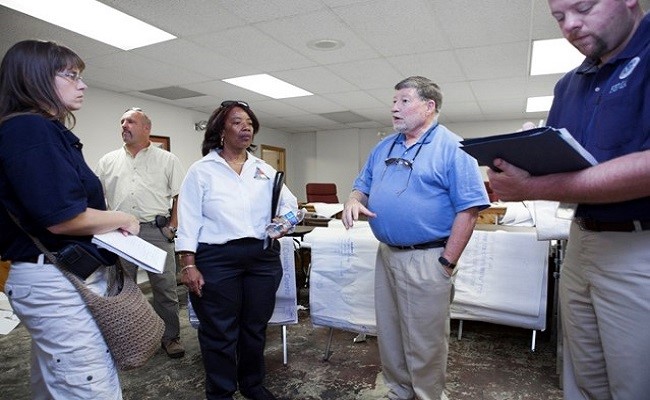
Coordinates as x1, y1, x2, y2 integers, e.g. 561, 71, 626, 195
575, 218, 650, 232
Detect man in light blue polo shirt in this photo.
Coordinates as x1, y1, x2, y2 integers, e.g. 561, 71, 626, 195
343, 76, 489, 400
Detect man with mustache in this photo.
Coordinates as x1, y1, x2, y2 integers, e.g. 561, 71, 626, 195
97, 107, 186, 359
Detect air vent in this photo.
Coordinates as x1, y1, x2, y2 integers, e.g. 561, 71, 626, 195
139, 86, 205, 100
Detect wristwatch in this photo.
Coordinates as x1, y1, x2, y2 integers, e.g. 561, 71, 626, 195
438, 256, 456, 269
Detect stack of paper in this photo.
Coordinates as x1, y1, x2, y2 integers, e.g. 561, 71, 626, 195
0, 292, 20, 335
92, 231, 167, 273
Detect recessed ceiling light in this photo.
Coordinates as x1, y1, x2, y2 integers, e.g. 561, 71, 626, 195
526, 96, 554, 113
307, 39, 344, 51
223, 74, 313, 99
530, 38, 584, 75
0, 0, 176, 50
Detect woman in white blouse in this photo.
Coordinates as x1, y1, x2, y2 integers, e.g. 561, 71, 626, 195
175, 100, 297, 400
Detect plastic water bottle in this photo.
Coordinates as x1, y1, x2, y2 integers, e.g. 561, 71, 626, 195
187, 294, 200, 329
266, 208, 307, 239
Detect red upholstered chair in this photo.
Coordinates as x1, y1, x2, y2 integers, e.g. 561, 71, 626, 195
305, 183, 339, 203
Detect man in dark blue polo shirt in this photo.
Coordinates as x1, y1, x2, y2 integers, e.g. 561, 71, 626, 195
488, 1, 649, 398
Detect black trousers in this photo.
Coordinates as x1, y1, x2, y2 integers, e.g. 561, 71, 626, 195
190, 238, 283, 400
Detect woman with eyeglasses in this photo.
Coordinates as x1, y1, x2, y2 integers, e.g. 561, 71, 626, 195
176, 100, 298, 400
0, 40, 140, 398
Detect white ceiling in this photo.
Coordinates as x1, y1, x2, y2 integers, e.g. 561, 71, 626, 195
1, 0, 573, 134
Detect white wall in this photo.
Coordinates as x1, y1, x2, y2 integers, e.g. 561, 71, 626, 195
73, 87, 296, 191
75, 88, 207, 172
73, 87, 540, 204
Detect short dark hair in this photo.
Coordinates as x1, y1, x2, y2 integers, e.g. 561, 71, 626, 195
0, 40, 85, 126
394, 76, 443, 113
201, 102, 259, 156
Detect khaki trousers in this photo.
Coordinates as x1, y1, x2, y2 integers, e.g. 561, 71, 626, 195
375, 243, 454, 400
560, 222, 650, 400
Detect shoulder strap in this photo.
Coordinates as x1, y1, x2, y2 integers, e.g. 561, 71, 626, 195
6, 211, 58, 264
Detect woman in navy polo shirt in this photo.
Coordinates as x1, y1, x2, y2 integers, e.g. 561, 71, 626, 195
0, 40, 140, 399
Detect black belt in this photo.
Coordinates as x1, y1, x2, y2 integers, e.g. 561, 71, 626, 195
575, 218, 650, 232
388, 238, 447, 250
18, 254, 56, 264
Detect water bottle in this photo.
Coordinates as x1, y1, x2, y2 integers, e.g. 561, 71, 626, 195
266, 208, 307, 239
187, 293, 200, 329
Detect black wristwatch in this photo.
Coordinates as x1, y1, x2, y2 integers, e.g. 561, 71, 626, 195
438, 256, 456, 269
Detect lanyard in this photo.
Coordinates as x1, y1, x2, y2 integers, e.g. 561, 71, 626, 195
386, 122, 439, 161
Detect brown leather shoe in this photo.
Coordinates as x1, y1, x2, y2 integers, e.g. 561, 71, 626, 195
161, 338, 185, 359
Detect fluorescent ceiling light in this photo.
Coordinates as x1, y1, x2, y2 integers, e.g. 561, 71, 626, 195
531, 38, 584, 75
223, 74, 313, 99
526, 96, 554, 113
0, 0, 176, 50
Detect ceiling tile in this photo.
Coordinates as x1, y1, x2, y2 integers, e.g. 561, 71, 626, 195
191, 26, 316, 72
455, 42, 530, 80
326, 59, 403, 90
132, 39, 255, 79
433, 0, 533, 48
273, 66, 358, 94
333, 0, 451, 56
254, 9, 380, 64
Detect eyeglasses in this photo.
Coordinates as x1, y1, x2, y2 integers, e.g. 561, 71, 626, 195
220, 100, 249, 108
56, 71, 83, 82
384, 157, 413, 168
381, 123, 438, 195
382, 156, 414, 196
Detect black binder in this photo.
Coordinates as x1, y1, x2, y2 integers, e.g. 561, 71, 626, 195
271, 171, 285, 219
460, 126, 597, 176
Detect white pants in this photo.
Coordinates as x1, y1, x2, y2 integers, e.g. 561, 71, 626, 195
560, 222, 650, 400
6, 261, 122, 400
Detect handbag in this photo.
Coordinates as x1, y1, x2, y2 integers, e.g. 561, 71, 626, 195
9, 214, 164, 370
63, 261, 164, 370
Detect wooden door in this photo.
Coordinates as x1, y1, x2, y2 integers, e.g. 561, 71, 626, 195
261, 144, 286, 176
